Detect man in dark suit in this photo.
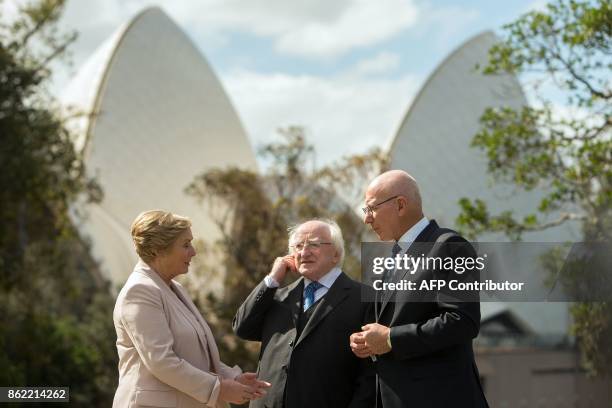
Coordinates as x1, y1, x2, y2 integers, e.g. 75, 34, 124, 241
350, 170, 489, 408
233, 219, 374, 408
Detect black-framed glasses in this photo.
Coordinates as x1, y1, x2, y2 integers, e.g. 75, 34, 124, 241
290, 241, 333, 252
361, 195, 399, 215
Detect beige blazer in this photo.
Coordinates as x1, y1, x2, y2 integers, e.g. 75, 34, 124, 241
112, 260, 241, 408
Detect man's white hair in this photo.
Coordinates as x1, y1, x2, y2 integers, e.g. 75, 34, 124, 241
287, 219, 345, 266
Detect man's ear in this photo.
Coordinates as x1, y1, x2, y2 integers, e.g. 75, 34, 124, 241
333, 250, 340, 264
397, 196, 408, 215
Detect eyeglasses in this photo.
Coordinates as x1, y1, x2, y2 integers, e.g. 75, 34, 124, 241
361, 195, 399, 215
290, 241, 333, 252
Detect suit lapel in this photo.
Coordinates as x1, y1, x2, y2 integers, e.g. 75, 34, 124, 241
171, 283, 222, 374
295, 273, 351, 348
378, 220, 440, 318
277, 278, 304, 329
137, 263, 219, 372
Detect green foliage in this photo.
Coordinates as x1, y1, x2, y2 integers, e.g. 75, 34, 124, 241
571, 302, 612, 374
184, 127, 388, 370
0, 0, 116, 403
483, 0, 610, 107
457, 0, 611, 376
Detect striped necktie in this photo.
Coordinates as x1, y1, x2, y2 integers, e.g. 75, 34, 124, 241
303, 281, 323, 311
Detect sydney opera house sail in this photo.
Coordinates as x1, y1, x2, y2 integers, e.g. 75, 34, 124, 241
62, 7, 257, 284
389, 31, 575, 242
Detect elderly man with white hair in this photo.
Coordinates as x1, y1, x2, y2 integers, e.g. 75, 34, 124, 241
233, 219, 375, 408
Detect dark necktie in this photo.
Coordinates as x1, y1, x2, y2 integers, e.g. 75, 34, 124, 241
383, 242, 403, 283
304, 281, 323, 310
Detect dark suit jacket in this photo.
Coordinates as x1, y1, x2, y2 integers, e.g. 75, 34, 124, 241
233, 272, 375, 408
375, 220, 489, 408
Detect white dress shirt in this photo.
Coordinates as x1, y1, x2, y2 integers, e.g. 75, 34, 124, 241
265, 267, 343, 310
396, 216, 430, 252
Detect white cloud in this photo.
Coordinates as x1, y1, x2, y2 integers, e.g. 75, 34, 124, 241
221, 66, 421, 166
170, 0, 420, 58
349, 51, 401, 77
59, 0, 419, 61
523, 0, 550, 13
170, 0, 353, 36
411, 3, 480, 51
53, 0, 424, 167
273, 0, 418, 57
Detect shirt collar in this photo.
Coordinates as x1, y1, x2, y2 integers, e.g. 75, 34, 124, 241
397, 216, 429, 252
303, 266, 342, 288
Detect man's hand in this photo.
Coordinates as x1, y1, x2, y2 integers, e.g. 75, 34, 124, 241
269, 255, 297, 283
350, 331, 374, 358
361, 323, 392, 355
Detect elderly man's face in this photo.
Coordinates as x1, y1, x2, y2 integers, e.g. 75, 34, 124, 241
363, 187, 399, 241
290, 222, 339, 281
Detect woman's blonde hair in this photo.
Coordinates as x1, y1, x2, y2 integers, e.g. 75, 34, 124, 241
131, 210, 191, 263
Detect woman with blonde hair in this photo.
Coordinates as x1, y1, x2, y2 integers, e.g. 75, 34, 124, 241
113, 210, 269, 407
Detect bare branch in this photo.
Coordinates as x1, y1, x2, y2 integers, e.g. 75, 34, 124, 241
523, 212, 587, 232
29, 31, 77, 75
550, 48, 609, 99
19, 10, 54, 49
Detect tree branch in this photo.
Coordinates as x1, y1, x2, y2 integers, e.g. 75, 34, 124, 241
550, 48, 609, 99
524, 212, 587, 232
30, 32, 77, 76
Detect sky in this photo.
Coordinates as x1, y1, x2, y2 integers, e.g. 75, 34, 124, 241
9, 0, 546, 166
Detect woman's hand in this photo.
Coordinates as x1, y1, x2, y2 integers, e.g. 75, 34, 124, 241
236, 372, 271, 398
219, 375, 271, 405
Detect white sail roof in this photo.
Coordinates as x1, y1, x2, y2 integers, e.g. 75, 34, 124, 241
62, 7, 257, 285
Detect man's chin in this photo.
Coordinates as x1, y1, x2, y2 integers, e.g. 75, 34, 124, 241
372, 228, 385, 241
298, 267, 317, 280
375, 231, 386, 241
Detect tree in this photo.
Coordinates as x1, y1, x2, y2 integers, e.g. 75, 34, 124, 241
184, 127, 388, 370
456, 0, 611, 375
0, 0, 117, 403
